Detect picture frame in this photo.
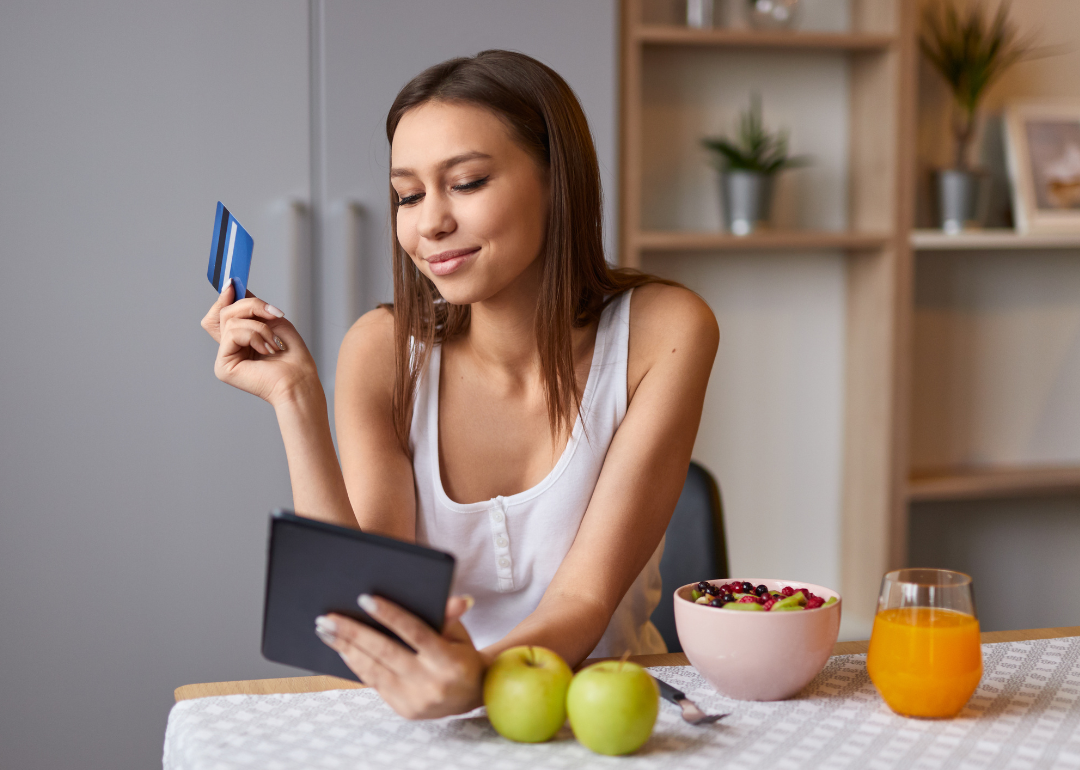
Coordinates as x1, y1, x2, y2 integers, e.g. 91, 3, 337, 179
1005, 101, 1080, 234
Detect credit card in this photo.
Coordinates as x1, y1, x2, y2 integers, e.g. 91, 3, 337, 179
207, 201, 253, 301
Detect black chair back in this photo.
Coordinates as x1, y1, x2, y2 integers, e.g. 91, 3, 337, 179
650, 461, 729, 653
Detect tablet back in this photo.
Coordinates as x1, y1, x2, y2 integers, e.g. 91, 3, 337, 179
261, 511, 456, 681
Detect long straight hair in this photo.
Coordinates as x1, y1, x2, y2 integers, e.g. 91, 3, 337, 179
384, 50, 673, 451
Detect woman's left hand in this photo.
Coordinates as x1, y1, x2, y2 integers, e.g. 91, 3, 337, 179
316, 594, 486, 719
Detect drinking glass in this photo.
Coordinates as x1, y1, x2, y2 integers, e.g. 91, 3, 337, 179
866, 569, 983, 718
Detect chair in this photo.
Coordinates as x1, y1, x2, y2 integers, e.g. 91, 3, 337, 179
650, 461, 729, 653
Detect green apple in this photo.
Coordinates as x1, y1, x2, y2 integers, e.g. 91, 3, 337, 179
566, 660, 659, 755
483, 645, 573, 743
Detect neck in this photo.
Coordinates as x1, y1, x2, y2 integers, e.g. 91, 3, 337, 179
463, 258, 544, 376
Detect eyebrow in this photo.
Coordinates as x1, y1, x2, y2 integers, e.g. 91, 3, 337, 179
390, 151, 492, 179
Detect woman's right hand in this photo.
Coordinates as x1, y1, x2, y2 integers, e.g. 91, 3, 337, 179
200, 282, 319, 407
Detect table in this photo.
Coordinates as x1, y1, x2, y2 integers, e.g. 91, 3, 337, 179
167, 626, 1080, 770
174, 625, 1080, 701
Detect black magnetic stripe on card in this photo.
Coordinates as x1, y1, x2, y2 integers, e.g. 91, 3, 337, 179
212, 206, 231, 289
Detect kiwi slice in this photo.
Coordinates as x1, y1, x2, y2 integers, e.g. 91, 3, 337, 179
722, 601, 764, 611
772, 593, 807, 611
824, 596, 838, 606
691, 589, 702, 600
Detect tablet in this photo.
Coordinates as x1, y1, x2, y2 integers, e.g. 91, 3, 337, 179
261, 510, 456, 682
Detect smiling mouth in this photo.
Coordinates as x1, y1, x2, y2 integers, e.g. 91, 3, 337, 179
425, 247, 480, 264
424, 247, 479, 277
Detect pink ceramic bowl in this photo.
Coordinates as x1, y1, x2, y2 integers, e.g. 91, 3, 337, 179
674, 578, 842, 701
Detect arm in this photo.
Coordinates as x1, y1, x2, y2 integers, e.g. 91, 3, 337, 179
333, 308, 417, 541
483, 284, 719, 666
202, 282, 355, 528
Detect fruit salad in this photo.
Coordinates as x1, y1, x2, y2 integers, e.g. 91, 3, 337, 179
689, 581, 838, 612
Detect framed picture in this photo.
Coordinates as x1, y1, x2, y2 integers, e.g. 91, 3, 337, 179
1005, 101, 1080, 234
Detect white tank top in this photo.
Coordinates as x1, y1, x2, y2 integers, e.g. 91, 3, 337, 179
409, 289, 667, 657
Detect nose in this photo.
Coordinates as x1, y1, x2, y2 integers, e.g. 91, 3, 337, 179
416, 189, 455, 241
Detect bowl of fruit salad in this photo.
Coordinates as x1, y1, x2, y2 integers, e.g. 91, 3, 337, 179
674, 579, 841, 701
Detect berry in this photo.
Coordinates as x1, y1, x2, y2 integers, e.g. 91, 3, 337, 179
762, 599, 777, 611
704, 584, 720, 596
741, 581, 754, 593
724, 583, 741, 594
805, 597, 825, 609
720, 593, 734, 604
755, 584, 769, 597
696, 581, 710, 593
709, 598, 724, 607
737, 595, 760, 604
781, 586, 794, 597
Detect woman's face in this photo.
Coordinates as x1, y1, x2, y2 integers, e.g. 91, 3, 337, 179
390, 101, 549, 306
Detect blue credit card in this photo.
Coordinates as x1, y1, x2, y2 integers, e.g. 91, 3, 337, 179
207, 201, 253, 301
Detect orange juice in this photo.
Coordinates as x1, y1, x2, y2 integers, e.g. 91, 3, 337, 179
867, 607, 982, 718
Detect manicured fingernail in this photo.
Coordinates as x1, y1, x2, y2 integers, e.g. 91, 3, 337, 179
461, 595, 475, 612
266, 304, 284, 318
220, 283, 231, 295
262, 343, 276, 355
357, 594, 377, 614
315, 615, 337, 634
274, 336, 286, 351
315, 628, 336, 645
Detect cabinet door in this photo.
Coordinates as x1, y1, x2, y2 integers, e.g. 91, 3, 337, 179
315, 0, 618, 387
0, 3, 309, 769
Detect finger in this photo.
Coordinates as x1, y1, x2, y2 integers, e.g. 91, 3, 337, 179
217, 280, 235, 306
219, 291, 284, 323
442, 595, 474, 633
322, 613, 416, 675
200, 282, 235, 342
315, 616, 398, 688
220, 318, 280, 356
357, 594, 441, 655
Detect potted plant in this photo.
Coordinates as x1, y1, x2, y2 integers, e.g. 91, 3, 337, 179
702, 95, 808, 236
920, 0, 1030, 233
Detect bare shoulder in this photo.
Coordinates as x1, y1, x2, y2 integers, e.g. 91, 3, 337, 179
336, 306, 396, 395
629, 283, 718, 360
626, 284, 717, 400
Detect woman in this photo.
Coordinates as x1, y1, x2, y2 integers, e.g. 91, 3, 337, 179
201, 50, 717, 719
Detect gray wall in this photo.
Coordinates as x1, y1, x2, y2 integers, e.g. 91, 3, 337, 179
0, 4, 311, 768
0, 2, 617, 768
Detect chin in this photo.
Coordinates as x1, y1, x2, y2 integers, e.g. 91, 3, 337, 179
428, 274, 500, 307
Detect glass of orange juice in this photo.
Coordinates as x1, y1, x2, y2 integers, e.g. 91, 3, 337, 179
866, 568, 982, 718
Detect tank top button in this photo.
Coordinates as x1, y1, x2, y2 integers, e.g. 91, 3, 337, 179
495, 536, 508, 548
498, 557, 510, 568
491, 510, 505, 523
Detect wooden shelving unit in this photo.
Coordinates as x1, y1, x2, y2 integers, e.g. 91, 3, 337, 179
619, 0, 917, 632
634, 25, 896, 50
636, 230, 892, 253
909, 465, 1080, 502
911, 229, 1080, 251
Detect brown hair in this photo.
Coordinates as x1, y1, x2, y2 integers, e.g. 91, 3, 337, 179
385, 50, 672, 450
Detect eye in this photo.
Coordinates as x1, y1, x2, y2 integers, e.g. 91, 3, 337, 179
397, 192, 423, 207
452, 176, 489, 193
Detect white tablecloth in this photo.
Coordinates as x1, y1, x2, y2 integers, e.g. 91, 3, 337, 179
164, 637, 1080, 770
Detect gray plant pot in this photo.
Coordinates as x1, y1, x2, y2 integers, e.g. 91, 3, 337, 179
936, 169, 989, 234
723, 170, 774, 236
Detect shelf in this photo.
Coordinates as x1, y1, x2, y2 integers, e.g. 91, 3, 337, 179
911, 229, 1080, 251
633, 25, 895, 51
635, 230, 891, 253
908, 465, 1080, 502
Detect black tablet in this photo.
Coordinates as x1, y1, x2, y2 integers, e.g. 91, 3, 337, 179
261, 510, 456, 681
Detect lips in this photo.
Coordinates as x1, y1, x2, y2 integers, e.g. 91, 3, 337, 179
425, 247, 479, 277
